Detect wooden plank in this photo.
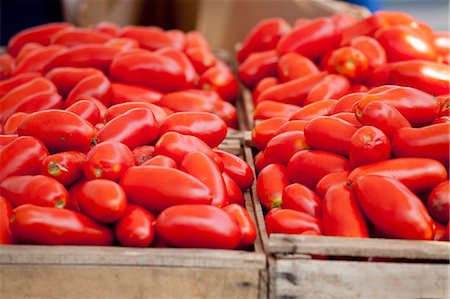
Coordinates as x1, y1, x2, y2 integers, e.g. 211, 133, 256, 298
218, 138, 242, 155
242, 87, 255, 130
269, 234, 450, 260
273, 259, 449, 299
0, 265, 261, 299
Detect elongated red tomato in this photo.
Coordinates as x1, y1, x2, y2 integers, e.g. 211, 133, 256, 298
277, 52, 319, 82
185, 46, 216, 75
349, 126, 391, 168
354, 175, 435, 240
0, 72, 41, 98
0, 135, 19, 149
17, 110, 96, 153
265, 208, 322, 236
237, 50, 278, 89
254, 100, 300, 120
0, 196, 15, 244
304, 74, 351, 106
12, 45, 66, 75
264, 131, 310, 166
323, 185, 369, 237
316, 171, 349, 198
155, 204, 241, 249
289, 100, 337, 121
251, 117, 288, 151
115, 204, 155, 247
104, 102, 168, 125
213, 149, 254, 192
45, 67, 102, 98
119, 26, 176, 51
65, 99, 102, 126
287, 150, 350, 190
256, 164, 289, 209
348, 158, 447, 195
427, 181, 449, 224
282, 183, 322, 218
331, 112, 361, 127
41, 151, 86, 186
330, 92, 366, 114
132, 145, 155, 165
223, 204, 256, 249
65, 73, 113, 107
350, 36, 386, 68
50, 27, 113, 47
110, 82, 163, 105
120, 166, 212, 212
10, 204, 113, 245
252, 77, 279, 101
181, 152, 228, 208
222, 173, 245, 206
3, 112, 29, 135
142, 155, 177, 168
198, 62, 239, 103
276, 120, 308, 135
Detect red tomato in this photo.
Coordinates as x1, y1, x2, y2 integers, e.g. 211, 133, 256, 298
90, 21, 120, 37
213, 149, 254, 192
315, 171, 349, 198
254, 150, 268, 174
12, 45, 66, 75
142, 155, 177, 169
3, 112, 29, 135
10, 204, 113, 245
0, 53, 15, 80
185, 46, 216, 75
289, 100, 337, 121
50, 28, 112, 47
350, 36, 386, 68
65, 99, 102, 126
264, 131, 310, 166
132, 145, 155, 165
45, 67, 102, 98
287, 150, 350, 190
0, 196, 15, 244
252, 77, 279, 101
223, 204, 256, 249
237, 50, 278, 89
0, 136, 49, 182
254, 100, 300, 120
198, 62, 239, 103
0, 134, 18, 149
41, 151, 86, 186
110, 82, 163, 105
251, 117, 289, 151
304, 74, 351, 106
115, 204, 155, 247
276, 120, 308, 134
155, 204, 241, 249
323, 46, 369, 83
78, 179, 127, 223
156, 47, 197, 90
348, 158, 448, 195
265, 208, 322, 236
392, 123, 450, 166
185, 31, 210, 50
349, 126, 391, 168
65, 73, 113, 107
282, 183, 322, 218
17, 110, 96, 153
181, 152, 228, 208
330, 92, 366, 114
354, 175, 435, 240
323, 185, 369, 237
0, 72, 41, 98
119, 26, 176, 51
277, 52, 319, 82
83, 141, 135, 181
304, 116, 358, 157
434, 31, 450, 56
428, 181, 449, 224
15, 43, 43, 65
104, 102, 168, 125
331, 112, 361, 127
222, 173, 245, 206
256, 164, 289, 209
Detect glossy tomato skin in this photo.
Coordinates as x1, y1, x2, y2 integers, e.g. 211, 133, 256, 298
156, 47, 197, 89
254, 101, 300, 120
132, 145, 155, 165
330, 92, 366, 114
0, 72, 41, 98
10, 204, 113, 245
97, 108, 159, 149
115, 204, 155, 247
119, 26, 175, 51
305, 74, 351, 106
45, 67, 102, 98
282, 183, 322, 218
222, 173, 245, 206
90, 22, 120, 37
251, 117, 288, 151
198, 62, 239, 103
78, 179, 127, 223
65, 73, 113, 107
348, 158, 447, 195
17, 110, 96, 153
83, 141, 135, 181
0, 196, 15, 244
120, 166, 212, 212
264, 131, 310, 166
265, 208, 322, 236
159, 112, 227, 148
276, 120, 308, 134
323, 185, 369, 237
304, 116, 358, 157
65, 100, 101, 128
252, 77, 279, 101
181, 152, 228, 208
0, 136, 49, 182
104, 102, 168, 125
277, 52, 319, 82
50, 28, 113, 47
354, 175, 435, 240
323, 46, 369, 83
0, 134, 18, 149
427, 181, 450, 224
392, 123, 450, 166
256, 164, 290, 210
237, 50, 278, 89
185, 46, 216, 75
12, 45, 66, 75
287, 150, 350, 190
3, 112, 29, 135
223, 204, 256, 249
41, 151, 86, 186
213, 150, 254, 192
142, 155, 177, 168
0, 53, 14, 80
316, 171, 349, 198
349, 126, 391, 168
110, 82, 163, 105
350, 36, 386, 68
155, 204, 241, 249
331, 112, 361, 127
289, 100, 337, 121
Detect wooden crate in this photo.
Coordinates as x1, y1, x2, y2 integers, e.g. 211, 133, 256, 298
0, 140, 267, 299
243, 145, 450, 299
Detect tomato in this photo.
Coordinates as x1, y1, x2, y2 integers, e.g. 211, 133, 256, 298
50, 28, 112, 47
0, 134, 18, 149
254, 150, 268, 174
323, 185, 369, 237
65, 73, 113, 107
0, 53, 15, 80
0, 72, 41, 98
237, 50, 278, 89
181, 152, 228, 208
282, 183, 322, 218
304, 74, 351, 106
41, 151, 86, 186
110, 82, 163, 105
10, 204, 113, 245
349, 126, 390, 168
251, 117, 288, 150
3, 112, 28, 135
156, 47, 197, 89
155, 204, 241, 249
17, 110, 96, 153
119, 26, 176, 51
331, 112, 361, 127
323, 46, 369, 83
115, 204, 155, 247
104, 102, 167, 125
330, 92, 366, 114
98, 108, 159, 149
277, 52, 319, 82
90, 21, 120, 37
276, 120, 308, 134
120, 166, 212, 212
256, 72, 327, 106
83, 141, 135, 181
198, 62, 239, 103
159, 112, 227, 148
428, 181, 449, 224
315, 171, 349, 198
104, 37, 139, 51
131, 145, 155, 166
289, 100, 337, 121
264, 131, 310, 166
287, 150, 350, 190
357, 101, 411, 139
304, 116, 358, 157
185, 46, 217, 75
223, 204, 256, 249
350, 36, 386, 69
237, 17, 290, 63
213, 149, 254, 192
252, 77, 279, 102
222, 173, 245, 206
12, 45, 66, 75
434, 32, 450, 56
65, 99, 102, 126
354, 174, 435, 240
45, 67, 102, 98
0, 136, 49, 182
265, 208, 322, 236
375, 26, 437, 62
15, 43, 43, 64
142, 155, 177, 168
0, 175, 68, 208
0, 196, 15, 244
185, 31, 210, 50
392, 123, 449, 166
256, 164, 289, 209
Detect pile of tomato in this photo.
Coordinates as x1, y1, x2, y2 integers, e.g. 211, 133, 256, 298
0, 22, 256, 249
238, 11, 450, 241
